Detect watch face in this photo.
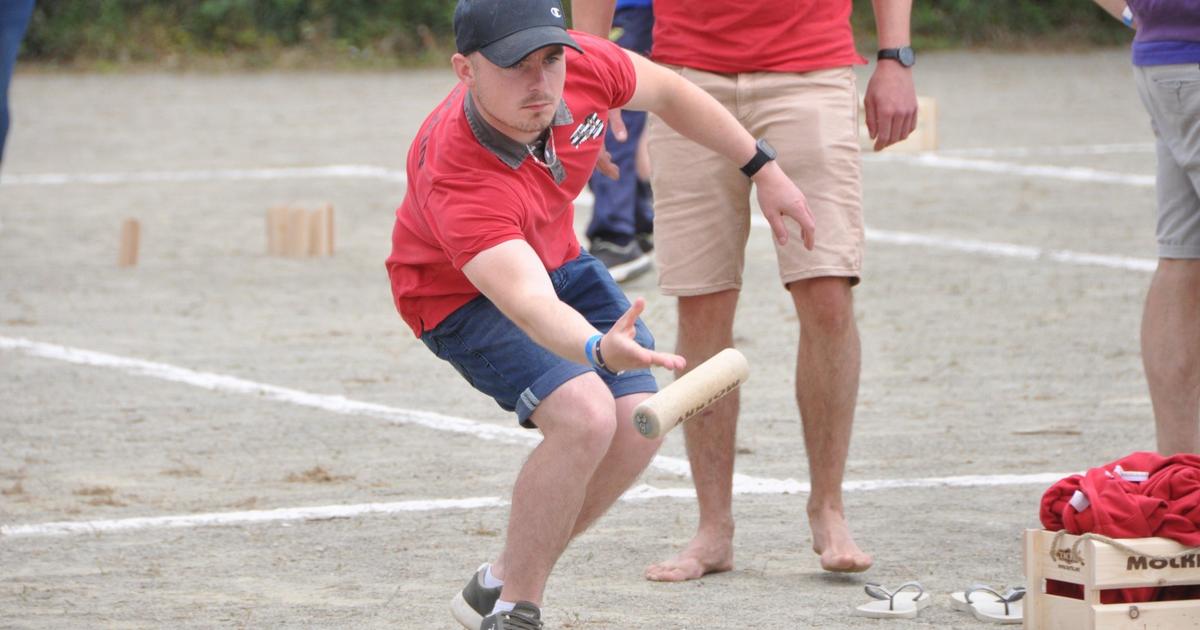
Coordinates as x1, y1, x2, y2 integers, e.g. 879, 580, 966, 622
759, 139, 777, 160
879, 47, 915, 67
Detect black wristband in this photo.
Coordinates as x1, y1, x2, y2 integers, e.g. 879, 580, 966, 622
740, 138, 777, 178
593, 336, 620, 376
877, 46, 915, 68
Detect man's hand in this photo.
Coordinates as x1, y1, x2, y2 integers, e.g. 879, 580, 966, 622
600, 297, 686, 372
753, 163, 815, 249
864, 60, 917, 152
594, 108, 629, 180
1089, 0, 1134, 26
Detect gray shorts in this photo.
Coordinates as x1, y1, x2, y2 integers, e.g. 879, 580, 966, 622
1135, 63, 1200, 259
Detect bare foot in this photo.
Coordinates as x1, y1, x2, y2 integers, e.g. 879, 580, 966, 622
810, 506, 872, 573
644, 534, 734, 582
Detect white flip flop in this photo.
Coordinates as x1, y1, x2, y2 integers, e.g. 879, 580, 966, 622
950, 583, 991, 612
853, 582, 932, 619
949, 585, 1025, 624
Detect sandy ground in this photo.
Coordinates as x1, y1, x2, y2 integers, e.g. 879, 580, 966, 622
0, 48, 1164, 628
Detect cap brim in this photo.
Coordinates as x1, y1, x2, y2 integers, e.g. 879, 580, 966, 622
479, 26, 583, 68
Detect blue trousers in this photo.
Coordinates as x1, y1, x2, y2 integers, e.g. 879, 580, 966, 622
586, 5, 655, 245
0, 0, 33, 165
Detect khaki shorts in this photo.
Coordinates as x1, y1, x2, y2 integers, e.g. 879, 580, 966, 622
647, 66, 864, 295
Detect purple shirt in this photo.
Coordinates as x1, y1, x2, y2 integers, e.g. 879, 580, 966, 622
1128, 0, 1200, 65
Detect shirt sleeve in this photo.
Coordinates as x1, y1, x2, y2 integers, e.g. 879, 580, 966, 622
424, 178, 526, 270
570, 30, 639, 110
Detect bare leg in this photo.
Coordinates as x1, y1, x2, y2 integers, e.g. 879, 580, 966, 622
644, 289, 739, 582
570, 392, 662, 537
789, 277, 872, 572
1143, 259, 1200, 455
489, 373, 619, 605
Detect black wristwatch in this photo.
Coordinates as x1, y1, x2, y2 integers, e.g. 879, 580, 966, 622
877, 46, 915, 68
740, 138, 777, 177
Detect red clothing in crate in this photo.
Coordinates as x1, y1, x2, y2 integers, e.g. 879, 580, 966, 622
1039, 452, 1200, 603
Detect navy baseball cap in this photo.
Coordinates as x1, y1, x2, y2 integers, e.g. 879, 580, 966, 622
454, 0, 583, 68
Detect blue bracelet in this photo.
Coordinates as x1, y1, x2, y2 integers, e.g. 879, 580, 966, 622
585, 334, 603, 370
584, 334, 620, 376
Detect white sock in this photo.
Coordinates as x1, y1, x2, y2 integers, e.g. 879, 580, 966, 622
492, 599, 516, 614
481, 564, 504, 589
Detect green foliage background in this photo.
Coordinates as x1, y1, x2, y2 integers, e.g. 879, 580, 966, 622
22, 0, 1129, 68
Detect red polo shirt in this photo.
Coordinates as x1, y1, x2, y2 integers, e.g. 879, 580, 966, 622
650, 0, 866, 74
386, 31, 636, 336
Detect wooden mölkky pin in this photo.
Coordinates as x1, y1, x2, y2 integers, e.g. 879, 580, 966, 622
308, 204, 334, 256
266, 205, 335, 258
118, 218, 140, 267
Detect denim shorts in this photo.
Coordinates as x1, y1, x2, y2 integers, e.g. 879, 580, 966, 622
420, 251, 658, 428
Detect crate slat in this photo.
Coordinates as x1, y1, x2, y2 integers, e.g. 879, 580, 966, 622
1025, 529, 1200, 629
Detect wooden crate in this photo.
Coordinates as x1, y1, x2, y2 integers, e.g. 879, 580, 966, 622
1024, 529, 1200, 629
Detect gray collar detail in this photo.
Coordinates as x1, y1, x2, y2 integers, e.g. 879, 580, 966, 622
551, 99, 574, 126
464, 93, 572, 184
464, 93, 525, 169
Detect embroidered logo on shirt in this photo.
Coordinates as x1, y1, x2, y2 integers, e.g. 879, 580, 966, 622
569, 113, 605, 148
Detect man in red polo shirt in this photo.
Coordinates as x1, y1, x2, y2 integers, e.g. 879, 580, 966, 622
574, 0, 918, 580
386, 0, 815, 627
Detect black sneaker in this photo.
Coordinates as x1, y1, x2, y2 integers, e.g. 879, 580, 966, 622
589, 237, 652, 283
481, 601, 543, 630
450, 564, 502, 630
636, 232, 653, 255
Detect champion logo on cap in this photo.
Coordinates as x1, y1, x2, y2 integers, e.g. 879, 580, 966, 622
551, 7, 562, 17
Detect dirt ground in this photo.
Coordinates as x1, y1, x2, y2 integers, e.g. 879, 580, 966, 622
0, 48, 1163, 628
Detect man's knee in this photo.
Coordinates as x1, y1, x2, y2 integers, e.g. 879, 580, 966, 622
573, 407, 619, 451
789, 277, 855, 333
536, 379, 619, 454
677, 290, 739, 338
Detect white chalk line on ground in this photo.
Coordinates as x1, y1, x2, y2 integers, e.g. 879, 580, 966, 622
0, 336, 1074, 538
866, 153, 1155, 187
0, 141, 1154, 189
0, 497, 508, 538
0, 155, 1159, 274
0, 164, 407, 186
744, 218, 1157, 273
2, 472, 1073, 539
0, 335, 705, 479
864, 227, 1156, 272
931, 142, 1155, 159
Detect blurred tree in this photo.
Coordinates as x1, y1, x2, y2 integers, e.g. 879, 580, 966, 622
20, 0, 1127, 66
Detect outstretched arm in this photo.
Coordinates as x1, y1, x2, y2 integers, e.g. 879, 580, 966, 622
622, 51, 816, 249
462, 239, 685, 373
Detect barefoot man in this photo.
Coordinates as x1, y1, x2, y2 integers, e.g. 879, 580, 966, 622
573, 0, 919, 579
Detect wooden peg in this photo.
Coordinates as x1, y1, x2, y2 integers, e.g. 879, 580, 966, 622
286, 207, 311, 257
267, 206, 290, 256
309, 204, 334, 256
118, 219, 140, 267
323, 204, 335, 256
